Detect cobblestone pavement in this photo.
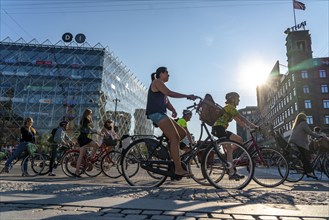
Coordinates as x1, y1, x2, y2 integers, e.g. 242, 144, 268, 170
1, 167, 329, 219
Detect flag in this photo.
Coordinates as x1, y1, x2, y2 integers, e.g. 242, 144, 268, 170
293, 0, 306, 10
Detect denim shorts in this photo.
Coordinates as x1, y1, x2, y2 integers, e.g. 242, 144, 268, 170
148, 113, 168, 126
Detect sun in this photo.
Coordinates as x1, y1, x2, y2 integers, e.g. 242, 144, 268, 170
237, 56, 271, 93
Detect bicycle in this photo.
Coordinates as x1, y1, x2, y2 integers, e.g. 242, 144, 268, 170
38, 144, 77, 176
274, 131, 329, 182
242, 130, 289, 187
63, 140, 117, 177
100, 135, 140, 179
0, 143, 46, 177
121, 96, 254, 189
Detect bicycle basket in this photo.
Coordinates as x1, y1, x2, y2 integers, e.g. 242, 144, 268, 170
27, 143, 37, 156
197, 94, 224, 126
313, 138, 329, 153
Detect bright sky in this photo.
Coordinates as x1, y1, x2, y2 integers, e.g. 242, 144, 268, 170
1, 0, 328, 139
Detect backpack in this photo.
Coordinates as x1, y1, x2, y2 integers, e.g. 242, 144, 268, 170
47, 127, 59, 143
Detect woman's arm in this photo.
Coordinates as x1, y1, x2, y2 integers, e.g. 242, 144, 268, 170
152, 79, 195, 99
233, 113, 258, 130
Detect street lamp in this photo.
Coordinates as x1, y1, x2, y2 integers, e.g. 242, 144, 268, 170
113, 98, 120, 126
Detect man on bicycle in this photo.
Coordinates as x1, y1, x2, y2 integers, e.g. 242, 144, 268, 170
177, 109, 194, 153
49, 120, 74, 176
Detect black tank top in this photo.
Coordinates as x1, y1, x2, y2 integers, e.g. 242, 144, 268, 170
146, 85, 166, 116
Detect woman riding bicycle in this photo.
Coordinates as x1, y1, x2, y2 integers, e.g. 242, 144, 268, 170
146, 66, 197, 177
288, 113, 324, 179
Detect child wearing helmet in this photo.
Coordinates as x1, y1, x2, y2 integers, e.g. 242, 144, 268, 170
49, 120, 73, 176
177, 109, 194, 153
212, 92, 258, 180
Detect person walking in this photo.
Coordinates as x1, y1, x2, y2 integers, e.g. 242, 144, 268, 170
1, 117, 36, 175
146, 66, 197, 177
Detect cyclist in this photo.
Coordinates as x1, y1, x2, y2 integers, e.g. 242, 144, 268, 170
1, 117, 36, 175
177, 109, 194, 153
288, 113, 324, 179
74, 109, 99, 177
146, 66, 197, 177
49, 120, 73, 176
212, 92, 258, 180
98, 119, 119, 150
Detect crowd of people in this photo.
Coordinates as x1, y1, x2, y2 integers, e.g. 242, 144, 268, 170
1, 66, 329, 180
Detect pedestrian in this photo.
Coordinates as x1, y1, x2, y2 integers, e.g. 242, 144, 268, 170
74, 109, 99, 177
212, 92, 259, 180
177, 109, 194, 153
146, 66, 197, 177
1, 117, 36, 175
48, 120, 73, 176
288, 113, 323, 179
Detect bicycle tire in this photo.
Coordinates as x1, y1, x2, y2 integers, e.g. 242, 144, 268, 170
188, 154, 210, 186
322, 156, 329, 178
201, 140, 254, 190
63, 151, 82, 176
251, 147, 289, 187
21, 153, 46, 177
101, 150, 122, 178
121, 138, 170, 187
285, 157, 304, 182
38, 154, 51, 175
83, 157, 102, 177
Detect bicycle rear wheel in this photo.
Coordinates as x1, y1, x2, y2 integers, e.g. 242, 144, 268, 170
21, 153, 46, 177
121, 138, 170, 187
252, 148, 289, 187
202, 140, 254, 190
101, 150, 122, 178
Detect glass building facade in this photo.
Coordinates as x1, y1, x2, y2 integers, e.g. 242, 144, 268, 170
0, 38, 153, 146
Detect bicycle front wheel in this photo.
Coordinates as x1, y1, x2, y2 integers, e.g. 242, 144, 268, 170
202, 140, 254, 190
252, 148, 289, 187
285, 157, 304, 182
121, 138, 170, 187
21, 153, 46, 177
101, 150, 122, 178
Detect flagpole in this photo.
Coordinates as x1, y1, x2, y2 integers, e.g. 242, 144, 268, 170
293, 0, 297, 27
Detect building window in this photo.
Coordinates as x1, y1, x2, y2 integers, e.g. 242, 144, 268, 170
293, 88, 296, 96
321, 84, 328, 93
301, 70, 308, 79
325, 115, 329, 125
324, 100, 329, 108
303, 85, 310, 93
295, 102, 298, 111
292, 74, 295, 82
306, 116, 313, 124
319, 70, 327, 78
305, 100, 312, 109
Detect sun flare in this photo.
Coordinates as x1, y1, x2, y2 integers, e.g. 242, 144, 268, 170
237, 57, 271, 93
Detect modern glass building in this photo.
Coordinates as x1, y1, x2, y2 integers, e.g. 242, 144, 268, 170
0, 37, 153, 146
